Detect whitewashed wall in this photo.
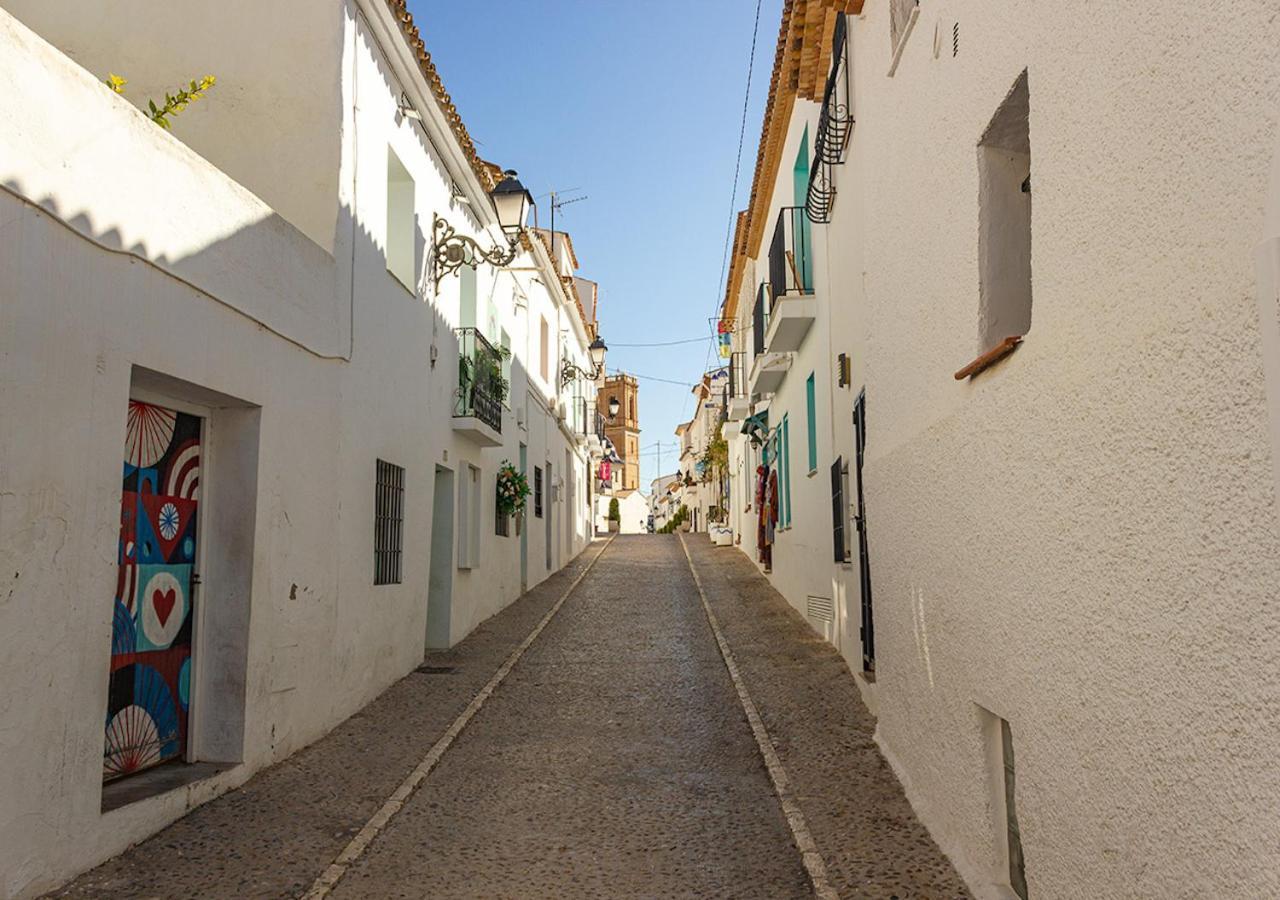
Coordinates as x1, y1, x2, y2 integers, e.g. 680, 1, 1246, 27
724, 2, 1280, 898
0, 5, 594, 897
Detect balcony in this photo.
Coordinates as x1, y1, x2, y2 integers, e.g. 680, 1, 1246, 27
749, 351, 791, 396
806, 13, 852, 224
763, 207, 817, 353
452, 327, 504, 447
726, 351, 750, 421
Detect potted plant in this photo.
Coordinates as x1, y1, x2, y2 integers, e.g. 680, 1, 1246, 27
677, 504, 692, 533
496, 460, 530, 533
607, 497, 620, 533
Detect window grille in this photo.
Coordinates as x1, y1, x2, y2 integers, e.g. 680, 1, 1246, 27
534, 466, 544, 518
374, 459, 404, 585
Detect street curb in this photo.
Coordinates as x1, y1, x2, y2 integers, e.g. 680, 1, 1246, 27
300, 535, 617, 899
678, 533, 840, 900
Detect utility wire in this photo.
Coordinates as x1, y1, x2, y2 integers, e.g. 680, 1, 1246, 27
684, 0, 764, 425
608, 369, 699, 388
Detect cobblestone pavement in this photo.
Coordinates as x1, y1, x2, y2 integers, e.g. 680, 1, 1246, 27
681, 534, 970, 900
53, 534, 967, 899
52, 543, 609, 899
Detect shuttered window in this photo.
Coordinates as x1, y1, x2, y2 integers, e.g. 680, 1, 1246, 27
806, 372, 817, 473
781, 415, 792, 528
533, 466, 544, 518
831, 457, 846, 563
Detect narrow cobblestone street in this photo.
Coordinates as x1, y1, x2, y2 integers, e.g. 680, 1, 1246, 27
54, 536, 965, 899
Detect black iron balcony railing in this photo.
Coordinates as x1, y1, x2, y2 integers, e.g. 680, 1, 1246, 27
752, 283, 768, 358
729, 351, 747, 399
769, 207, 813, 303
455, 327, 504, 433
807, 13, 853, 224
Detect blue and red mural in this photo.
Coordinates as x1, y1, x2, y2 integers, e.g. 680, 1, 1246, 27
105, 400, 201, 780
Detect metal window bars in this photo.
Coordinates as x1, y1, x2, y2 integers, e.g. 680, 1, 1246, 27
752, 283, 769, 358
807, 13, 854, 224
454, 327, 504, 434
374, 459, 405, 585
768, 207, 812, 302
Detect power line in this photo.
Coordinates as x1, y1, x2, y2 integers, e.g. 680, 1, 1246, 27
610, 335, 714, 348
684, 0, 764, 426
608, 369, 699, 387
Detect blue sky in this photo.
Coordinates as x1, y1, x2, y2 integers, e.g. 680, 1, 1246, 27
410, 0, 780, 489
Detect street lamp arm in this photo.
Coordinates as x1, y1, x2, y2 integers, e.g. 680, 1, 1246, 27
432, 214, 518, 290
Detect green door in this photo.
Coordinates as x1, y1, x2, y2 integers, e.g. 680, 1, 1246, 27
792, 128, 813, 291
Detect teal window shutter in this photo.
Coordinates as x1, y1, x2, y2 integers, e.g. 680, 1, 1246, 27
806, 373, 817, 472
782, 415, 792, 528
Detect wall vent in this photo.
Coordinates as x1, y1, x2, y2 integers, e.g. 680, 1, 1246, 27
807, 595, 835, 624
953, 22, 960, 57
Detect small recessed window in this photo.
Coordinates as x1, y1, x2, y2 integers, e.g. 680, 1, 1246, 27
1001, 718, 1029, 899
374, 459, 404, 585
978, 70, 1032, 354
533, 466, 544, 518
386, 148, 416, 290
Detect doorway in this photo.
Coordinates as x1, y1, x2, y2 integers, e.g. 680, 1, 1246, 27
852, 391, 874, 673
106, 399, 203, 781
427, 466, 454, 650
544, 460, 553, 571
564, 449, 573, 554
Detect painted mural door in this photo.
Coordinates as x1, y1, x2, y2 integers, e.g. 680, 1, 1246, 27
852, 391, 874, 673
105, 400, 201, 780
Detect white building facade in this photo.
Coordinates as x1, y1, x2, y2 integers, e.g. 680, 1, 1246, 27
716, 1, 1280, 898
0, 3, 603, 896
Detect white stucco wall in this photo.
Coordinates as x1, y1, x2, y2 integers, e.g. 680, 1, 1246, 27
846, 3, 1280, 896
0, 7, 596, 897
721, 3, 1280, 898
3, 0, 348, 251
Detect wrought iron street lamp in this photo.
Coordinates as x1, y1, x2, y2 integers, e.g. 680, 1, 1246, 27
432, 169, 534, 289
559, 336, 608, 388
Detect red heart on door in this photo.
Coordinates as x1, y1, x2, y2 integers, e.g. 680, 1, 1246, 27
153, 588, 176, 627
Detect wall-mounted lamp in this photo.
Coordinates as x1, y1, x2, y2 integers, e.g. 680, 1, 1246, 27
607, 394, 621, 420
397, 92, 422, 122
432, 169, 533, 289
559, 336, 608, 388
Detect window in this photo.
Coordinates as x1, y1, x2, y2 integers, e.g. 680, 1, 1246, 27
889, 0, 919, 71
495, 471, 510, 537
385, 148, 416, 290
781, 415, 792, 527
978, 70, 1032, 354
539, 317, 550, 383
1001, 719, 1029, 899
806, 372, 817, 473
459, 265, 477, 330
374, 459, 404, 585
830, 456, 851, 563
457, 463, 481, 569
533, 465, 543, 517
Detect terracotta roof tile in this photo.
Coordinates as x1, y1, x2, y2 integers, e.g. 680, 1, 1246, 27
383, 0, 499, 191
721, 0, 861, 325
